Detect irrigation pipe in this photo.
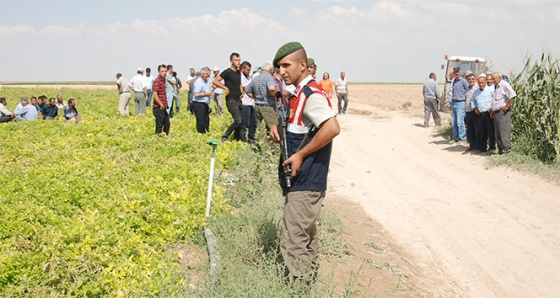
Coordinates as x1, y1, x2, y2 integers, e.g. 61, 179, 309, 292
204, 140, 221, 283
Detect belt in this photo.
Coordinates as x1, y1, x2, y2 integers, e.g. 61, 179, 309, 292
452, 100, 465, 102
134, 91, 143, 93
122, 91, 130, 93
255, 103, 274, 107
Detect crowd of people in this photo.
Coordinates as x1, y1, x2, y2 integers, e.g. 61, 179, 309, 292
116, 55, 350, 139
0, 94, 82, 123
423, 67, 516, 155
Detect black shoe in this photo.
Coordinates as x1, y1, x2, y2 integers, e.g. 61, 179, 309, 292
465, 147, 475, 152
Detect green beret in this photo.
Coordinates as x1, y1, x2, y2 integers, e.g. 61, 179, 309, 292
307, 58, 315, 66
273, 41, 303, 68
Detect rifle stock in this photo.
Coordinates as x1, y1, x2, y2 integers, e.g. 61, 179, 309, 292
275, 91, 292, 188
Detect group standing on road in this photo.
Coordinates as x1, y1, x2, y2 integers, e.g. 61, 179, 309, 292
423, 68, 516, 155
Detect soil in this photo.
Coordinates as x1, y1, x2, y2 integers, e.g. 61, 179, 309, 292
323, 84, 560, 297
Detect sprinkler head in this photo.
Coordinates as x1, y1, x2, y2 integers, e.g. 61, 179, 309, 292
207, 140, 218, 147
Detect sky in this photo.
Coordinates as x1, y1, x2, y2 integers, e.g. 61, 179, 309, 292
0, 0, 558, 83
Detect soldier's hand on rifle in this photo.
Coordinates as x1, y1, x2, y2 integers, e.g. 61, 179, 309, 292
283, 153, 302, 177
269, 124, 280, 143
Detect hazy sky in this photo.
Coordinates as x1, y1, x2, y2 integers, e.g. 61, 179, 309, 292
0, 0, 558, 82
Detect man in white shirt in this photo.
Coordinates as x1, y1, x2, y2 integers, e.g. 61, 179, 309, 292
240, 61, 255, 143
211, 67, 225, 116
0, 97, 15, 122
116, 73, 131, 116
144, 67, 156, 107
335, 71, 349, 114
129, 67, 148, 116
490, 71, 516, 155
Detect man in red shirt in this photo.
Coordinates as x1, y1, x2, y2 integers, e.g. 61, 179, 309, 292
152, 64, 170, 135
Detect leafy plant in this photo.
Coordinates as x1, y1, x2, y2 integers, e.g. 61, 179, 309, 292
0, 87, 242, 296
511, 52, 560, 163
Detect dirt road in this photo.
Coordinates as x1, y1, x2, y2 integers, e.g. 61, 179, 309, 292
326, 86, 560, 297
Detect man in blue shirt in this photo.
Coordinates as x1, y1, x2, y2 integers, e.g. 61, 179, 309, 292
472, 76, 496, 153
450, 67, 468, 142
14, 97, 39, 121
192, 68, 213, 133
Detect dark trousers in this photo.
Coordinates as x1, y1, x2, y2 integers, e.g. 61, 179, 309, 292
223, 99, 244, 141
192, 101, 210, 134
465, 111, 478, 149
476, 112, 495, 151
153, 108, 170, 135
494, 109, 512, 153
0, 115, 13, 123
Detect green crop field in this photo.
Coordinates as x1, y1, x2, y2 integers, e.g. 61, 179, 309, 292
0, 88, 244, 296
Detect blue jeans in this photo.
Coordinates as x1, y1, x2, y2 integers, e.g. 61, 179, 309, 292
451, 101, 466, 141
242, 105, 257, 142
175, 93, 181, 114
146, 90, 153, 107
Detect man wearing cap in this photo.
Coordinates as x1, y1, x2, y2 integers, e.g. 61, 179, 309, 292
245, 60, 279, 131
214, 52, 243, 143
252, 67, 262, 79
490, 71, 516, 155
422, 73, 441, 127
335, 71, 348, 115
450, 66, 469, 143
129, 67, 148, 116
211, 67, 225, 116
270, 41, 340, 282
307, 58, 316, 80
116, 73, 131, 116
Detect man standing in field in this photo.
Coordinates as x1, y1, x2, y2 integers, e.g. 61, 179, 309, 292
128, 67, 148, 116
191, 68, 213, 134
450, 67, 468, 143
187, 67, 197, 112
246, 60, 279, 131
472, 76, 495, 153
240, 61, 256, 143
144, 67, 155, 107
422, 73, 441, 127
464, 73, 478, 150
491, 71, 516, 155
211, 67, 225, 116
116, 73, 131, 116
270, 41, 340, 283
335, 71, 348, 115
214, 52, 243, 143
152, 65, 170, 136
165, 65, 177, 117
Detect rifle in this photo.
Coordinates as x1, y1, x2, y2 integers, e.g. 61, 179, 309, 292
275, 91, 292, 188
